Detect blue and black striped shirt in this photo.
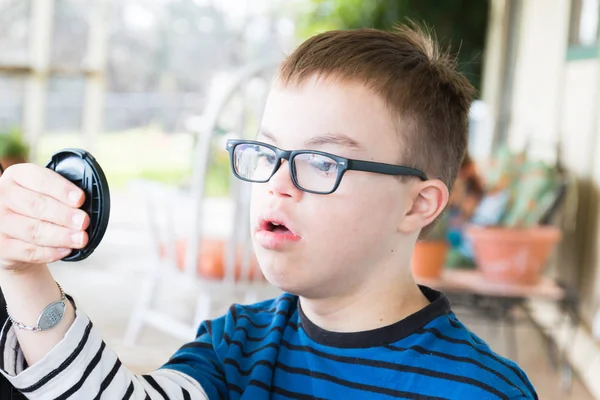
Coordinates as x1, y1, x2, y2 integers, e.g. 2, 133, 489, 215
162, 286, 537, 399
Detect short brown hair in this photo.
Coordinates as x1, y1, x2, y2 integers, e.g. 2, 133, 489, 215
277, 23, 475, 192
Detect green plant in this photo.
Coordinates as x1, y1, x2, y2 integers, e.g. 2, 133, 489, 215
296, 0, 489, 93
0, 128, 29, 159
205, 144, 232, 197
472, 146, 563, 228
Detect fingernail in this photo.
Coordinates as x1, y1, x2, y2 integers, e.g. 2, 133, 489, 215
72, 213, 85, 229
59, 248, 71, 255
71, 232, 84, 246
69, 190, 81, 205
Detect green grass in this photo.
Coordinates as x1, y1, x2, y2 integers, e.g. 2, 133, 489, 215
35, 129, 230, 197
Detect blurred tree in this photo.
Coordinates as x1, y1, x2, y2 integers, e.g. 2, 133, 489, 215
297, 0, 489, 95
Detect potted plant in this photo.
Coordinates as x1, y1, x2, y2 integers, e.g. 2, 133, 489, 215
412, 153, 488, 278
465, 224, 561, 284
464, 147, 564, 284
0, 128, 29, 170
411, 211, 451, 279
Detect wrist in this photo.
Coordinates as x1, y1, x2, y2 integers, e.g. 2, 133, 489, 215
0, 264, 50, 285
0, 266, 60, 324
7, 281, 67, 332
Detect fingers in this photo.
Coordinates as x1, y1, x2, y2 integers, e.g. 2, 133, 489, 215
0, 212, 88, 249
0, 163, 90, 270
3, 163, 85, 207
1, 180, 89, 230
0, 236, 73, 265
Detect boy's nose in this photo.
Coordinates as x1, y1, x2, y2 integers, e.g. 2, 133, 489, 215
268, 159, 302, 198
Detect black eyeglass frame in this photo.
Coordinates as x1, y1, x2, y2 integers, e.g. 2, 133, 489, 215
226, 139, 428, 195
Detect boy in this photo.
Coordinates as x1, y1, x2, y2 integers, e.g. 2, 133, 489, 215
0, 24, 537, 399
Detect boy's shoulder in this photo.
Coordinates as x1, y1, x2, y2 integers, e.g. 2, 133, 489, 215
231, 293, 299, 328
426, 313, 537, 399
186, 288, 537, 399
196, 292, 299, 340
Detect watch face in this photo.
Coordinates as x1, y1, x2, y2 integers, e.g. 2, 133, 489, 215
38, 302, 66, 331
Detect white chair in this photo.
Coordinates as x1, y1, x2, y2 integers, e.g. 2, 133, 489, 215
123, 58, 281, 345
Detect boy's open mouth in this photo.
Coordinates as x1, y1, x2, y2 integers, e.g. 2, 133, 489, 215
255, 215, 302, 247
258, 217, 300, 236
264, 221, 291, 233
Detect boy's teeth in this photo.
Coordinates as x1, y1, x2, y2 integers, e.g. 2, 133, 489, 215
272, 222, 280, 226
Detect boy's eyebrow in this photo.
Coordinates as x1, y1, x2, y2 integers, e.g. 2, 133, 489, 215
258, 129, 365, 151
305, 133, 365, 150
258, 129, 277, 143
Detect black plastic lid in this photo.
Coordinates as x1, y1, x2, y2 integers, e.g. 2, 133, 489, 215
46, 149, 111, 262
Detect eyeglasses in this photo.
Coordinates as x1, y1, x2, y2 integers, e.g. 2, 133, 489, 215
226, 139, 427, 195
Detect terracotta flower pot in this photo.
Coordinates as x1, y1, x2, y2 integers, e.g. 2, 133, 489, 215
411, 240, 449, 279
465, 225, 562, 284
0, 156, 26, 171
160, 238, 263, 281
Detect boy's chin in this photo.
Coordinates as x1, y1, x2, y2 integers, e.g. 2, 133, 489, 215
259, 261, 314, 297
261, 265, 298, 293
255, 248, 337, 298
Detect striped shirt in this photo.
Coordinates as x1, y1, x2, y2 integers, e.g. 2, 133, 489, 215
0, 287, 537, 399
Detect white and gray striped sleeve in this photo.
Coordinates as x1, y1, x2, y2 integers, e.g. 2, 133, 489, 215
0, 300, 208, 399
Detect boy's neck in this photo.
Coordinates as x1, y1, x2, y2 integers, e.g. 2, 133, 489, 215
298, 273, 430, 334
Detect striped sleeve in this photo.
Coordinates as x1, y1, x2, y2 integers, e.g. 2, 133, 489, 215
0, 300, 209, 399
160, 318, 229, 399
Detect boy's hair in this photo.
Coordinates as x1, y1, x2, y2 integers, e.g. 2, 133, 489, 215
277, 23, 476, 193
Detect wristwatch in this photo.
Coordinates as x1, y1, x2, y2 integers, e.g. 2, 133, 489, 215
6, 282, 67, 332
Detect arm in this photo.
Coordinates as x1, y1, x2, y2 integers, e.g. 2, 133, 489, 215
0, 282, 209, 399
0, 267, 75, 366
0, 164, 224, 398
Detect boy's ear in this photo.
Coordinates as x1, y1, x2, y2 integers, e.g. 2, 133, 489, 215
398, 179, 449, 234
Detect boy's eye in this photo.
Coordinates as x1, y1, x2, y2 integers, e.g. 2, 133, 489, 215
312, 160, 335, 172
257, 151, 276, 164
307, 155, 338, 174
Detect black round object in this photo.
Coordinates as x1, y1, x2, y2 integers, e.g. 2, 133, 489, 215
45, 149, 110, 262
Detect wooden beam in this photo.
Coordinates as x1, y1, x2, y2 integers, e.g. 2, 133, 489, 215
82, 0, 107, 151
0, 64, 32, 74
23, 0, 54, 159
0, 65, 104, 76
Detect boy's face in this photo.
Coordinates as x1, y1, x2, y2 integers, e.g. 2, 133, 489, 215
249, 76, 430, 298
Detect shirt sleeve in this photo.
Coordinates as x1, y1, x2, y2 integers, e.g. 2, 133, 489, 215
0, 296, 210, 399
160, 317, 229, 400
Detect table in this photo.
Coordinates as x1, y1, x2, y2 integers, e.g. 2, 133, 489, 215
417, 269, 567, 300
417, 270, 579, 391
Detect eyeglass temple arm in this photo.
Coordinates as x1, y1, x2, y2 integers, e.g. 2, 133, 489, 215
348, 159, 427, 180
